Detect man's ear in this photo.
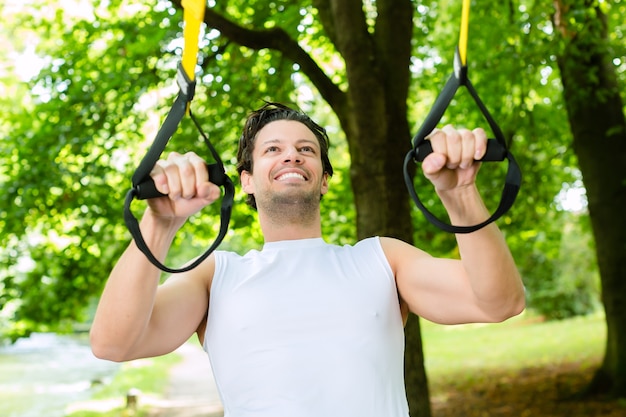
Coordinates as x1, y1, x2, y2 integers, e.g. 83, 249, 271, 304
240, 170, 254, 194
320, 172, 330, 196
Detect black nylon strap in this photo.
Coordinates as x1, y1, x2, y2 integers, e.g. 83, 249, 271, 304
123, 63, 234, 273
403, 48, 522, 233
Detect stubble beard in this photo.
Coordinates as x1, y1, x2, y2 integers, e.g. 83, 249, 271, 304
259, 188, 321, 226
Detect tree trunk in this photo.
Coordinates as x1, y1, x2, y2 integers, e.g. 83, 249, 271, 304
320, 0, 432, 414
404, 316, 432, 417
553, 0, 626, 397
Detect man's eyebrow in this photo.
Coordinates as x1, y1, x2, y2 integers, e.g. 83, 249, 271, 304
296, 138, 320, 148
259, 138, 320, 148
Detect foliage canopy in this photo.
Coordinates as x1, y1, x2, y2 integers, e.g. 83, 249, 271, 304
0, 0, 613, 343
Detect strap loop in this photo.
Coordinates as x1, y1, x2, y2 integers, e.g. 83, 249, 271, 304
122, 0, 234, 273
404, 48, 522, 234
123, 65, 234, 273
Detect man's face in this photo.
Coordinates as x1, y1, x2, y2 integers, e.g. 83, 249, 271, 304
240, 120, 329, 209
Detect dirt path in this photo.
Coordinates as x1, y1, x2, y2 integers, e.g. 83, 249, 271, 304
147, 342, 224, 417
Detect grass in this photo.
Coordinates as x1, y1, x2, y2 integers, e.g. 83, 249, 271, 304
421, 311, 605, 388
65, 351, 182, 417
91, 354, 182, 400
62, 313, 606, 416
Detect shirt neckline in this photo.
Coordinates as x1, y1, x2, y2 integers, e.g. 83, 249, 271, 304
262, 237, 326, 251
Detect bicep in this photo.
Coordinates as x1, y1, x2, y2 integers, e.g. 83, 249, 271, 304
136, 259, 213, 358
381, 237, 492, 325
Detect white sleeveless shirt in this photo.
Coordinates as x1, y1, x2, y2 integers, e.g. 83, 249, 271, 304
203, 237, 409, 417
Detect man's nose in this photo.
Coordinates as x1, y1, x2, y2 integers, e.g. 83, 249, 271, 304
284, 147, 302, 163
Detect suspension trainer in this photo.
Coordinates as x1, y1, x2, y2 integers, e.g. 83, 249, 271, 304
403, 0, 522, 233
123, 0, 235, 273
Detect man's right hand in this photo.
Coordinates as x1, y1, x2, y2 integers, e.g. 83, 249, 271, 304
148, 151, 222, 223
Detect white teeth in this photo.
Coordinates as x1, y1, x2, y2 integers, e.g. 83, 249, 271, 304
277, 172, 305, 181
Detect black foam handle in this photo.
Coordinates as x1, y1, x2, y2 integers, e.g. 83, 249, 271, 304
413, 138, 507, 163
135, 163, 227, 200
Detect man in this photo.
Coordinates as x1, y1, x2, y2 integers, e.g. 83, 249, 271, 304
91, 102, 525, 416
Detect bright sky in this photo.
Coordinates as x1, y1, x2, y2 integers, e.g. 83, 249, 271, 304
3, 0, 149, 81
557, 181, 587, 213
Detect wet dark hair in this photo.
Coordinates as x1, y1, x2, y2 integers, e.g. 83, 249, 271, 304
236, 102, 334, 209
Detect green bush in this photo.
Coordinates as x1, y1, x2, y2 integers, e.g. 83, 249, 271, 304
520, 211, 600, 320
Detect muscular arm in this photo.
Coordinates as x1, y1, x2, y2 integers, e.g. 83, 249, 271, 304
383, 185, 525, 324
90, 211, 212, 361
384, 126, 525, 324
90, 152, 219, 362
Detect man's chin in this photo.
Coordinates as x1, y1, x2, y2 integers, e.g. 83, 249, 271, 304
267, 190, 320, 207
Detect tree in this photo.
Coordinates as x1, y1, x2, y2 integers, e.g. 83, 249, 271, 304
4, 0, 622, 412
553, 0, 626, 396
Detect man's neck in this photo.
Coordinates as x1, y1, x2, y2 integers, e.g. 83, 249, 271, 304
257, 207, 323, 242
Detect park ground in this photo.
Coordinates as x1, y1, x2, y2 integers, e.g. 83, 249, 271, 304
150, 344, 626, 417
430, 361, 626, 416
67, 313, 626, 417
149, 314, 625, 417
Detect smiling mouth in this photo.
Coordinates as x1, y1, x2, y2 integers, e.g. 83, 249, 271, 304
276, 172, 307, 181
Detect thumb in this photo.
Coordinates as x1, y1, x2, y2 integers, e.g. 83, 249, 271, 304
422, 153, 446, 176
197, 182, 222, 203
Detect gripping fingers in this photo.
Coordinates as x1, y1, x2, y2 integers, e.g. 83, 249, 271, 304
431, 126, 463, 169
185, 152, 210, 198
187, 152, 220, 201
459, 128, 476, 169
472, 127, 488, 160
150, 159, 171, 196
428, 125, 487, 170
174, 152, 208, 199
153, 152, 199, 200
149, 152, 220, 204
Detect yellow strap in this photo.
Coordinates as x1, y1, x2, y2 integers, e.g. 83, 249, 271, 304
458, 0, 470, 66
181, 0, 206, 82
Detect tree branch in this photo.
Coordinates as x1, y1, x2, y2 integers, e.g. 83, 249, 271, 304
170, 0, 346, 113
326, 0, 374, 68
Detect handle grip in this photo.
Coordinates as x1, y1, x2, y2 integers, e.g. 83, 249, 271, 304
413, 138, 507, 162
135, 163, 227, 200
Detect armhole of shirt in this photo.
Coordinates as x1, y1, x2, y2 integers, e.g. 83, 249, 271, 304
203, 250, 224, 351
370, 236, 395, 285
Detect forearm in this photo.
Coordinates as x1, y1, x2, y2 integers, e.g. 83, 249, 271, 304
440, 185, 525, 320
90, 210, 179, 361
